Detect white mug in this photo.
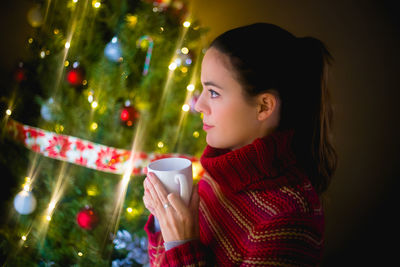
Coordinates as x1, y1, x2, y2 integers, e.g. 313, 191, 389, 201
147, 157, 193, 205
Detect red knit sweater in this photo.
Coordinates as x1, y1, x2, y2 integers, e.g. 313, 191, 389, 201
144, 130, 324, 266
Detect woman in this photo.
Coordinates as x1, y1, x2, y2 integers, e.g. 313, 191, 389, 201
143, 23, 337, 266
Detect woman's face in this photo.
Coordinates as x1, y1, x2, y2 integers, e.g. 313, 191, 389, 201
195, 47, 264, 150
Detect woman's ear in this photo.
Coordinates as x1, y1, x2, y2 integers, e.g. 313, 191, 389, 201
256, 92, 279, 121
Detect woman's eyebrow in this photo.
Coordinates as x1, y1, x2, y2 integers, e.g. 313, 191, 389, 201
203, 81, 223, 89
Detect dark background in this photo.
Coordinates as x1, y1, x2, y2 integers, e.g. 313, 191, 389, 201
1, 0, 399, 265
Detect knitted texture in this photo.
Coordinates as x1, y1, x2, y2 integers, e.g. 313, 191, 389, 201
145, 130, 324, 266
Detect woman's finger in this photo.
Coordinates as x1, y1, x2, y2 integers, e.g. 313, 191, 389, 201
147, 173, 170, 208
143, 195, 154, 214
167, 193, 186, 217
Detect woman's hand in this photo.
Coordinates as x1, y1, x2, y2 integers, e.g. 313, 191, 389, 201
143, 172, 200, 242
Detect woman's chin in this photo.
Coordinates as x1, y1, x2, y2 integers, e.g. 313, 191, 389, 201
206, 136, 231, 150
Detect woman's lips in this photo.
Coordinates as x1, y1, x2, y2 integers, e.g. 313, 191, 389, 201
203, 123, 214, 131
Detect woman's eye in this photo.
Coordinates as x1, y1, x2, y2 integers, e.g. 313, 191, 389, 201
209, 89, 220, 98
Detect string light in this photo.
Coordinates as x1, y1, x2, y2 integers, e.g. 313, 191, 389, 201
23, 177, 32, 192
6, 109, 12, 116
91, 101, 98, 109
87, 185, 98, 196
92, 1, 101, 8
78, 252, 83, 257
126, 14, 137, 28
168, 62, 177, 71
90, 122, 98, 131
65, 42, 71, 49
88, 93, 94, 103
21, 235, 27, 241
64, 60, 69, 67
181, 47, 189, 54
182, 104, 190, 112
55, 124, 64, 133
187, 84, 195, 91
193, 131, 199, 138
126, 207, 140, 217
183, 21, 191, 28
46, 215, 52, 221
157, 141, 164, 148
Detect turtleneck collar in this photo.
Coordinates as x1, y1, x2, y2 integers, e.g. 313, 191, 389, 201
200, 129, 298, 193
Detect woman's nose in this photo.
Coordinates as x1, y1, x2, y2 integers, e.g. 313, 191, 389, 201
194, 91, 209, 115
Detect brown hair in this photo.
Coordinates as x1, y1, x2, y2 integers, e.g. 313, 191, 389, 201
210, 23, 338, 194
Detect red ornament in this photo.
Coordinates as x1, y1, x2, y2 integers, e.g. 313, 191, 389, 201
120, 105, 140, 127
66, 67, 84, 87
14, 68, 27, 82
76, 206, 99, 230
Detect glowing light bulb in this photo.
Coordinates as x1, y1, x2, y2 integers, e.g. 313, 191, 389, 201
168, 62, 177, 71
182, 104, 190, 112
40, 51, 46, 58
78, 252, 83, 257
6, 109, 12, 116
127, 207, 133, 213
187, 84, 195, 91
181, 47, 189, 54
193, 131, 199, 138
46, 215, 52, 221
21, 235, 27, 241
23, 177, 31, 191
183, 21, 191, 28
87, 185, 98, 196
91, 101, 98, 109
157, 141, 164, 148
65, 42, 71, 49
92, 1, 101, 8
90, 122, 98, 131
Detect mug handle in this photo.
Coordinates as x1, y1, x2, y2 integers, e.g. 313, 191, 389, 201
174, 174, 190, 205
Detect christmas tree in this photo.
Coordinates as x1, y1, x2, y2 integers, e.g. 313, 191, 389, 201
0, 0, 207, 265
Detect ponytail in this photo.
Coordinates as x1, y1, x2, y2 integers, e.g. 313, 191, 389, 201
290, 37, 338, 194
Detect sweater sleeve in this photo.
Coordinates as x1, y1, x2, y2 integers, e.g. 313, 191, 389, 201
144, 214, 165, 266
242, 214, 323, 266
144, 214, 211, 266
